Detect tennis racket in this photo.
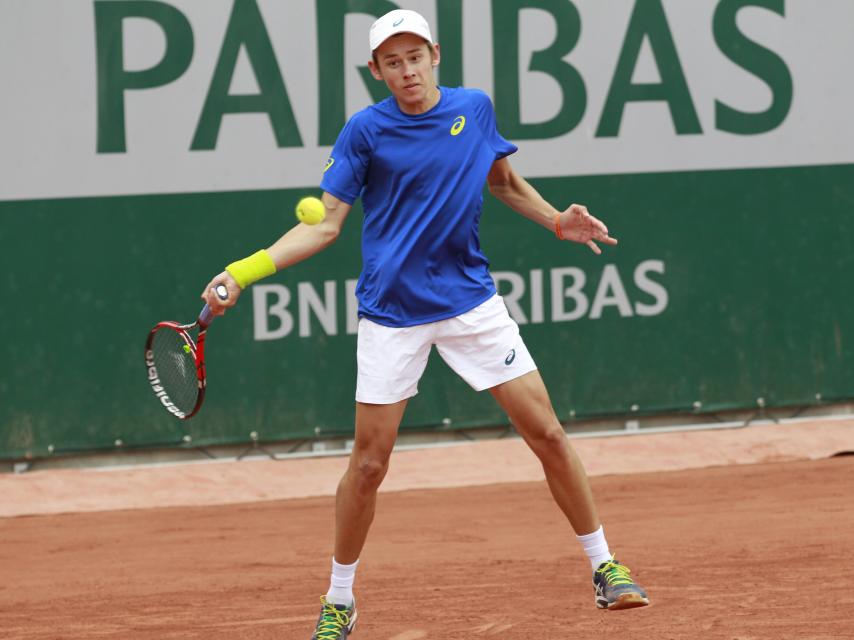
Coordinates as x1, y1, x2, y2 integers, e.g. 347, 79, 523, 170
144, 284, 229, 419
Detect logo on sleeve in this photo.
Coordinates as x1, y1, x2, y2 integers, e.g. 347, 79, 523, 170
450, 115, 466, 136
504, 349, 516, 365
324, 157, 335, 172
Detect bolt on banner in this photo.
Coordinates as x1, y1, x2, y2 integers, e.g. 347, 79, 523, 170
1, 0, 854, 201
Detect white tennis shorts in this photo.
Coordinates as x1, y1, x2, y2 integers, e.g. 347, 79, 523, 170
356, 295, 537, 404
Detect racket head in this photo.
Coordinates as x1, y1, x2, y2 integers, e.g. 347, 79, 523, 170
144, 321, 206, 420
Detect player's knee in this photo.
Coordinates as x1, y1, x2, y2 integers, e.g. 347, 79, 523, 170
529, 425, 568, 457
353, 456, 389, 492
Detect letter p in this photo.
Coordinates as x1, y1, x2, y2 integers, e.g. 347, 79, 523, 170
95, 1, 193, 153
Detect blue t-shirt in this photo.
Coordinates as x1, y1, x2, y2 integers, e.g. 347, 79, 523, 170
320, 86, 517, 327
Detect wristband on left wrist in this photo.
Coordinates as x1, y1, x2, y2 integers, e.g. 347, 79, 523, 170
554, 213, 565, 240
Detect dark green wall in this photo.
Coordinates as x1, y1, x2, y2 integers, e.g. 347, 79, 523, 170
2, 163, 853, 459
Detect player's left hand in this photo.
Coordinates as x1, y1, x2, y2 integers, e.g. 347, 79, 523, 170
557, 204, 618, 255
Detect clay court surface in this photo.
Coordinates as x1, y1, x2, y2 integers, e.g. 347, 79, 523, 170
2, 421, 853, 639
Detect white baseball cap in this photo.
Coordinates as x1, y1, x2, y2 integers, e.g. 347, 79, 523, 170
369, 9, 434, 52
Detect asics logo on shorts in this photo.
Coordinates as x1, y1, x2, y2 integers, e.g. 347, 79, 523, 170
504, 349, 516, 365
450, 115, 466, 136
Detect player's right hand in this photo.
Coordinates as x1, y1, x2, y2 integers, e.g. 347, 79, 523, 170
201, 271, 241, 316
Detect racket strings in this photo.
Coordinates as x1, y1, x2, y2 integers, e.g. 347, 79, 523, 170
149, 328, 199, 415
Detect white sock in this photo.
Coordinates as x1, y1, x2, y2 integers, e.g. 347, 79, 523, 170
577, 525, 612, 570
326, 557, 359, 606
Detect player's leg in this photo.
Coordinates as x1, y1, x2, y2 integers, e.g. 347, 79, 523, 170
488, 362, 649, 610
333, 399, 407, 565
312, 402, 406, 640
435, 295, 648, 610
489, 370, 600, 533
434, 297, 598, 532
332, 316, 432, 569
312, 319, 433, 639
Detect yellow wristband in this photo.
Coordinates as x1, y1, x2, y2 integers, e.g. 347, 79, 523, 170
225, 249, 276, 289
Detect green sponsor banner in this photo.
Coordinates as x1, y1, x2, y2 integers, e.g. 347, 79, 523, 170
2, 164, 853, 459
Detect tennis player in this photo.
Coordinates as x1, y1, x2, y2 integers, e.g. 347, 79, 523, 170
202, 9, 648, 638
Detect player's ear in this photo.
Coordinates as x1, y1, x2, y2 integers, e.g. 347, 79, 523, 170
368, 58, 384, 81
431, 43, 441, 67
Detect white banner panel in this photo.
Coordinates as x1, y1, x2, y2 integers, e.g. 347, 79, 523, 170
1, 0, 852, 201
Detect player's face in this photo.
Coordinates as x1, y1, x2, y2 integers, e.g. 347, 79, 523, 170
369, 34, 441, 114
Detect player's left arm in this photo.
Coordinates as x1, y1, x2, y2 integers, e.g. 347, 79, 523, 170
486, 157, 617, 255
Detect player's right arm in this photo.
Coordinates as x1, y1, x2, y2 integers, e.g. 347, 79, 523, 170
203, 109, 371, 313
266, 192, 352, 270
201, 192, 352, 315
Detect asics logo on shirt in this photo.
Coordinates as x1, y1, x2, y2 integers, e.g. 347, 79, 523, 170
324, 157, 335, 172
504, 349, 516, 365
450, 115, 466, 136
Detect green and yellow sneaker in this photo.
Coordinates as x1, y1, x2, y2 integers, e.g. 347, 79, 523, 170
593, 556, 649, 610
311, 596, 358, 639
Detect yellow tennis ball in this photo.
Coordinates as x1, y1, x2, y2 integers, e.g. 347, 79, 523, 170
296, 196, 325, 225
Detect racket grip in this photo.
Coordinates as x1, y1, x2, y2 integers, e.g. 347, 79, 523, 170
199, 285, 229, 327
199, 304, 215, 326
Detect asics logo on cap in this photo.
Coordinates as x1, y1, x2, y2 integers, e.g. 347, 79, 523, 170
393, 17, 404, 26
450, 115, 466, 136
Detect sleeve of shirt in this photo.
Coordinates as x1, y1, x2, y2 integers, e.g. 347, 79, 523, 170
319, 111, 373, 205
470, 89, 518, 160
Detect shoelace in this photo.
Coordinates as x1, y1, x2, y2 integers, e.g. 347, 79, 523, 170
315, 597, 352, 640
597, 560, 635, 586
